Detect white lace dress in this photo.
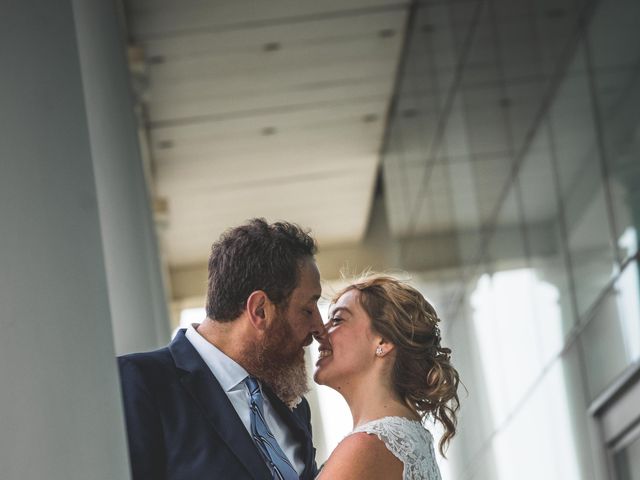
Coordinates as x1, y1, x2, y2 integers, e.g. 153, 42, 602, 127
347, 416, 442, 480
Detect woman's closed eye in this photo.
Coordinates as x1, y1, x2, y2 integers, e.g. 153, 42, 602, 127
328, 317, 343, 326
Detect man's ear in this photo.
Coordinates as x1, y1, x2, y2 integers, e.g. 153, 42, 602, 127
246, 291, 271, 331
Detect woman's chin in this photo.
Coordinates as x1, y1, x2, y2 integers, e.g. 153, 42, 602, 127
313, 364, 331, 386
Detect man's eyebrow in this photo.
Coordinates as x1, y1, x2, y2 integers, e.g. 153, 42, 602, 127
308, 294, 321, 302
305, 294, 322, 303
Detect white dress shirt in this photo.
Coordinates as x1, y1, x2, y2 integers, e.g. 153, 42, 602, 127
185, 324, 304, 475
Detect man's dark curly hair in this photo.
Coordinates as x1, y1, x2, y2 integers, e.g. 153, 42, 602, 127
206, 218, 317, 321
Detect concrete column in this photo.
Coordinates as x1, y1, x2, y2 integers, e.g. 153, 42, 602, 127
72, 0, 171, 354
0, 1, 130, 478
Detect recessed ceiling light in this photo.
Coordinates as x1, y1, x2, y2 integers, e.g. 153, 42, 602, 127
263, 42, 282, 52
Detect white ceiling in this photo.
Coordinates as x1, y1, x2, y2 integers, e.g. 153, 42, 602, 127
125, 0, 408, 266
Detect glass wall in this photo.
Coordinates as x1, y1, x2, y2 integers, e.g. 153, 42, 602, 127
381, 0, 640, 478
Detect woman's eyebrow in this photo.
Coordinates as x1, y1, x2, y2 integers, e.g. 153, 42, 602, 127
330, 306, 352, 317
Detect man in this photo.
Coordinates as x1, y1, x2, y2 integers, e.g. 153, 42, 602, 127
118, 219, 324, 479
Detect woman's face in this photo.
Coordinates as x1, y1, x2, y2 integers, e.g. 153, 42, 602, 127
313, 289, 380, 389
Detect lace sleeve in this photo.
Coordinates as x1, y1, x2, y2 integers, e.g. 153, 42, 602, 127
350, 417, 442, 480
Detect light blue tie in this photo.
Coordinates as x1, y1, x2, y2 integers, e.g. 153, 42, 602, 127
244, 376, 299, 480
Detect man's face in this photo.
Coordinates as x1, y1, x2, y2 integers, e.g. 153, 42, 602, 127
242, 257, 323, 406
276, 257, 323, 357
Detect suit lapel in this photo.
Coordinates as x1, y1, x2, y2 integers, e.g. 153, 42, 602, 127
169, 331, 270, 480
263, 385, 315, 479
263, 386, 309, 438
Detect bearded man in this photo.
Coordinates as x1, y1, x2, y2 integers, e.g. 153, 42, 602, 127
118, 219, 323, 480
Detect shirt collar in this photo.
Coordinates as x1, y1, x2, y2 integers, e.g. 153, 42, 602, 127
185, 323, 248, 392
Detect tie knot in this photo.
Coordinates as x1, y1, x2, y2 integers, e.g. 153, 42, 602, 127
244, 375, 261, 396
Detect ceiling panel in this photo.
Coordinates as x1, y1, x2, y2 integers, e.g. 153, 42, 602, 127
163, 166, 378, 264
125, 0, 408, 266
128, 0, 407, 37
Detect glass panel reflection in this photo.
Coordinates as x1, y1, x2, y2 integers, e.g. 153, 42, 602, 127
580, 275, 635, 400
486, 181, 526, 270
588, 0, 640, 264
375, 1, 640, 478
519, 119, 576, 339
471, 268, 564, 423
615, 261, 640, 364
492, 360, 580, 480
549, 46, 618, 317
471, 268, 580, 478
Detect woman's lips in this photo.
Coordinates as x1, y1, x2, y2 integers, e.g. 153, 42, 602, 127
316, 347, 333, 366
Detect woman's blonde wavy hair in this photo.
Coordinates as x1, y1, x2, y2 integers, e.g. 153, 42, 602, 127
333, 275, 460, 456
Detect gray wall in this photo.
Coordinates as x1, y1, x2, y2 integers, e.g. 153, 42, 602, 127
0, 0, 170, 477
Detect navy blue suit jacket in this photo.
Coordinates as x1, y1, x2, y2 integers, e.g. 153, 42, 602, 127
118, 330, 318, 480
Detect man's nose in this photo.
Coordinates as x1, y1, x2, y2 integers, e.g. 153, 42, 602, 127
309, 306, 324, 336
313, 322, 328, 343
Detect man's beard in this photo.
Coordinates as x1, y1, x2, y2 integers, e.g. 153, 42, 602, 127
240, 311, 310, 409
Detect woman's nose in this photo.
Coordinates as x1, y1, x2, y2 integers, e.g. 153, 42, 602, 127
313, 323, 329, 343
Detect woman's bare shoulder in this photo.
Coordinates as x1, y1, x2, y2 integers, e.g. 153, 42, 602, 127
317, 432, 404, 480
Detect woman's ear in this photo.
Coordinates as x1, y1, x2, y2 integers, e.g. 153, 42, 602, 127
375, 338, 395, 357
246, 291, 270, 331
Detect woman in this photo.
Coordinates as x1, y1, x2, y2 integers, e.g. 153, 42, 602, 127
314, 275, 460, 480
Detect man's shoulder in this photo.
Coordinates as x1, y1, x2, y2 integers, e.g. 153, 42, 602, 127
118, 346, 174, 379
118, 345, 171, 363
